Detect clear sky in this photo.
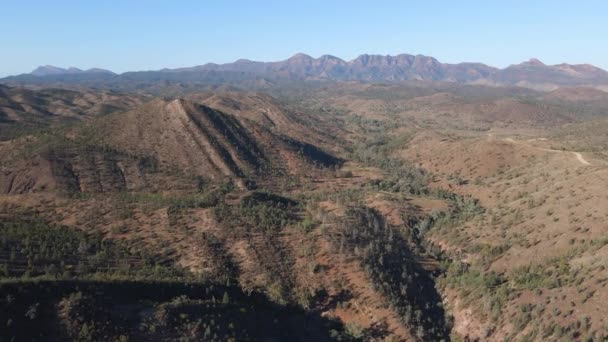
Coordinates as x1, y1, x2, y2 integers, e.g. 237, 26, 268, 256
1, 0, 607, 77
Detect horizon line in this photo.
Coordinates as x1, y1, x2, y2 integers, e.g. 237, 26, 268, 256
3, 52, 606, 78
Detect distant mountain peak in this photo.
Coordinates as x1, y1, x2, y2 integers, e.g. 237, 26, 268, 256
521, 58, 546, 66
31, 65, 67, 76
287, 53, 314, 62
30, 65, 114, 76
87, 68, 114, 74
318, 54, 342, 61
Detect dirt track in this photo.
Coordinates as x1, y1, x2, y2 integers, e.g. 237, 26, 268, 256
500, 136, 592, 166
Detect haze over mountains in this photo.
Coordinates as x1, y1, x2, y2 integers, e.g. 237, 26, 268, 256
30, 65, 115, 76
4, 53, 608, 91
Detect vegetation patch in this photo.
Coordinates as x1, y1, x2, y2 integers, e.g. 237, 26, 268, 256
215, 191, 300, 233
0, 216, 183, 280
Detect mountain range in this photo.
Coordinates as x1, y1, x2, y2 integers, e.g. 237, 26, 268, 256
3, 53, 608, 91
30, 65, 115, 76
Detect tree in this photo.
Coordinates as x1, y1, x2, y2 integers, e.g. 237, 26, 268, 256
204, 326, 212, 339
416, 325, 425, 340
25, 303, 39, 319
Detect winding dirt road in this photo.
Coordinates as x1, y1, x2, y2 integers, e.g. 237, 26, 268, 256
573, 152, 591, 165
495, 135, 592, 166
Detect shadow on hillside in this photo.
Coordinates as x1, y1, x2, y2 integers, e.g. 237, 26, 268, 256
0, 280, 353, 341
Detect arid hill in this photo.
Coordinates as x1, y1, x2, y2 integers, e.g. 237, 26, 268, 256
399, 129, 608, 340
0, 95, 342, 195
0, 84, 145, 139
186, 91, 343, 151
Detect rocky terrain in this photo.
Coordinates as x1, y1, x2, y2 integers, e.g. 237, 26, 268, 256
1, 70, 608, 341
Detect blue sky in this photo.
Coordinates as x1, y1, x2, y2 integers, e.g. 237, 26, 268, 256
1, 0, 607, 76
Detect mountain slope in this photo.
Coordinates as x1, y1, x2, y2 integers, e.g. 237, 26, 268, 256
491, 59, 608, 89
0, 85, 144, 129
185, 91, 343, 152
0, 95, 342, 194
100, 98, 269, 180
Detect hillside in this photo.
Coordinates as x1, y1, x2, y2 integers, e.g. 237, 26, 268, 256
186, 91, 344, 151
0, 85, 145, 140
0, 95, 343, 195
398, 129, 608, 341
1, 82, 608, 341
286, 82, 608, 133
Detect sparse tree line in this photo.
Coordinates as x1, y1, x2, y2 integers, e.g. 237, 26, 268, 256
0, 217, 183, 280
1, 279, 356, 341
213, 191, 301, 304
214, 191, 300, 234
331, 206, 451, 341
